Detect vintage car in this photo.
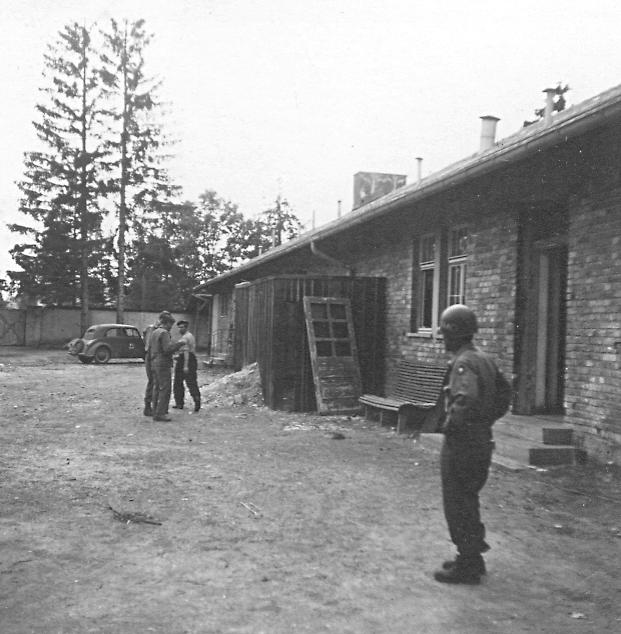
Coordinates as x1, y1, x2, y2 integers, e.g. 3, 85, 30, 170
68, 323, 146, 364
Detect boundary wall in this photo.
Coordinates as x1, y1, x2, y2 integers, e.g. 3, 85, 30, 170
0, 307, 202, 348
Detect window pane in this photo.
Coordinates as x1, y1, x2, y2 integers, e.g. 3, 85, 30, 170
333, 323, 348, 338
329, 303, 346, 320
310, 304, 328, 319
448, 263, 466, 305
313, 322, 330, 337
420, 235, 436, 264
421, 269, 434, 327
334, 341, 351, 356
316, 341, 332, 357
449, 227, 468, 258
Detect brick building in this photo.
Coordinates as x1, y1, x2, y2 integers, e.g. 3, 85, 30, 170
194, 84, 621, 464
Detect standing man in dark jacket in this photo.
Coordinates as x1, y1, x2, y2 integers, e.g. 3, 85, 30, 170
434, 304, 511, 584
149, 312, 184, 422
142, 314, 168, 417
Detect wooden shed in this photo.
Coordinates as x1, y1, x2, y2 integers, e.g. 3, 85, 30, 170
233, 275, 386, 412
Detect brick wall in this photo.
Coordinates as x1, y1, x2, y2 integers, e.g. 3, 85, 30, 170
466, 210, 518, 379
567, 188, 621, 462
345, 202, 518, 395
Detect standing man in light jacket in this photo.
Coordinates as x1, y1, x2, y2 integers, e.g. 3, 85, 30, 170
149, 312, 184, 422
434, 304, 511, 585
172, 320, 201, 413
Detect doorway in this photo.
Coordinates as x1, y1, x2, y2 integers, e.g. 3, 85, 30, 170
533, 244, 567, 412
515, 205, 568, 415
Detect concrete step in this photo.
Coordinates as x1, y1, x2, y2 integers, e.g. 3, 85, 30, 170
494, 416, 548, 443
416, 415, 582, 471
542, 427, 573, 445
529, 445, 586, 467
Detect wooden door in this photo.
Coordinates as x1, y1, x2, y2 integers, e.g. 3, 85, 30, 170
533, 245, 567, 412
303, 296, 362, 414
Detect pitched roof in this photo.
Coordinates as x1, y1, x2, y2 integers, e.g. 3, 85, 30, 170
195, 83, 621, 292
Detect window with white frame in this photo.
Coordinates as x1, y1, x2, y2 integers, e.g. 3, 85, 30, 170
447, 226, 468, 306
412, 226, 469, 333
418, 233, 438, 330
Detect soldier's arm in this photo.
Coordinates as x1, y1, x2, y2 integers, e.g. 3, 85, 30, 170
443, 362, 482, 434
161, 332, 183, 354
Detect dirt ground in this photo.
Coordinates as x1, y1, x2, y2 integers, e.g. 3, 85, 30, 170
1, 348, 620, 634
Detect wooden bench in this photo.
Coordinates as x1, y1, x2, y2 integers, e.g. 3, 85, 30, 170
359, 361, 446, 434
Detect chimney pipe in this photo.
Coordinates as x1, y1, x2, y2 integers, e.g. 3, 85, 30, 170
337, 200, 342, 218
479, 115, 500, 151
416, 157, 423, 183
543, 88, 556, 124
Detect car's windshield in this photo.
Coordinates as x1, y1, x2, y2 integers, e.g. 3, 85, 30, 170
83, 327, 97, 340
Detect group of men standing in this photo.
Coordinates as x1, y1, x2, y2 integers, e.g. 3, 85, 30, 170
143, 311, 201, 422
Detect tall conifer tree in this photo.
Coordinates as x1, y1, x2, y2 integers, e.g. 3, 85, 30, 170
9, 23, 109, 330
100, 19, 178, 322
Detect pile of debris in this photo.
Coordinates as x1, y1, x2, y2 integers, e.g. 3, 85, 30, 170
200, 362, 264, 408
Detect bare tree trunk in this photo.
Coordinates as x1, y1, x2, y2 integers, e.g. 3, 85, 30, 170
116, 24, 129, 324
79, 33, 89, 334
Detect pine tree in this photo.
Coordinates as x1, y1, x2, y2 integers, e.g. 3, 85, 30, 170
8, 23, 109, 330
100, 18, 178, 323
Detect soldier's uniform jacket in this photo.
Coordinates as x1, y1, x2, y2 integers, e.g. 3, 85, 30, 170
149, 327, 178, 367
442, 342, 505, 447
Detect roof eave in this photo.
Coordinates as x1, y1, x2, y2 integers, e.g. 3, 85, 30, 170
195, 84, 621, 292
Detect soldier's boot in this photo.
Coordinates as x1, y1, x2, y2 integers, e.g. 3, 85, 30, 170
435, 554, 484, 584
143, 403, 153, 417
194, 398, 201, 413
442, 557, 486, 575
443, 541, 489, 573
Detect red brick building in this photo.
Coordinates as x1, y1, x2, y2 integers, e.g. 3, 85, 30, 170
194, 85, 621, 464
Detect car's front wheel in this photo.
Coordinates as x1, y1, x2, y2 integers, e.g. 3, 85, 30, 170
94, 347, 111, 364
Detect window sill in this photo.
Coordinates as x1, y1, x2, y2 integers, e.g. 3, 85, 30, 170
406, 331, 439, 340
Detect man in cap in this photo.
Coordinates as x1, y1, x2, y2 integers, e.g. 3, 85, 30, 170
434, 304, 511, 584
172, 319, 201, 413
149, 311, 184, 422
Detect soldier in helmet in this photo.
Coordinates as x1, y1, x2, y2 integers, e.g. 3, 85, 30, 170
142, 312, 172, 417
434, 304, 511, 584
149, 311, 184, 422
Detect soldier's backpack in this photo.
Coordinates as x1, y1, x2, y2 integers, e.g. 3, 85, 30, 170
491, 367, 512, 422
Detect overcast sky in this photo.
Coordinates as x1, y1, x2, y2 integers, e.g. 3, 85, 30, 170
2, 0, 621, 279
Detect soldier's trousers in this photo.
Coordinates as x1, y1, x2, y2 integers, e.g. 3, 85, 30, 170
144, 360, 153, 408
440, 437, 493, 557
173, 353, 200, 409
152, 363, 172, 418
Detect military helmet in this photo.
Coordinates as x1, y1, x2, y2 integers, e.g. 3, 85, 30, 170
158, 310, 175, 324
440, 304, 478, 338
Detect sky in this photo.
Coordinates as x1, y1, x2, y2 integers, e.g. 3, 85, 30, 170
2, 0, 621, 280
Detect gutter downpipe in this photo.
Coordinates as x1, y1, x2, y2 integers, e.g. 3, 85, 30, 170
310, 240, 354, 276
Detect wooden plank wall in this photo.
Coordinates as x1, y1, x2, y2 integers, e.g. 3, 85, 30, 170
233, 276, 386, 412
